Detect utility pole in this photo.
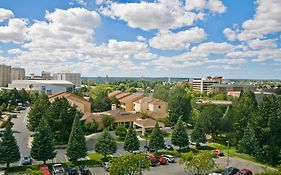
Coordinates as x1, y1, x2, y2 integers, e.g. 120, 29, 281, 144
226, 140, 230, 167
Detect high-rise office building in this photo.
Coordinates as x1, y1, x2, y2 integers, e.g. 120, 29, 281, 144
53, 73, 81, 88
0, 64, 11, 87
11, 67, 25, 81
192, 76, 223, 93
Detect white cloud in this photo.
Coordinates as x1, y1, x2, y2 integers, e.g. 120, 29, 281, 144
106, 39, 148, 53
137, 35, 146, 42
7, 48, 23, 55
99, 0, 225, 30
208, 65, 240, 70
134, 52, 157, 60
186, 0, 226, 14
76, 0, 87, 5
223, 28, 237, 41
0, 8, 14, 22
247, 39, 277, 50
149, 27, 207, 50
191, 42, 234, 54
224, 0, 281, 41
0, 18, 28, 43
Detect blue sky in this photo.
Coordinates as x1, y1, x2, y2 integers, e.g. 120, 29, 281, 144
0, 0, 281, 79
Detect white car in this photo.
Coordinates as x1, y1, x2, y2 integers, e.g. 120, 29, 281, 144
162, 154, 176, 163
52, 163, 65, 174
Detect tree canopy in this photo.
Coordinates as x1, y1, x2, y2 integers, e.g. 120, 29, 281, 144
171, 117, 189, 149
124, 125, 140, 152
95, 129, 117, 158
149, 122, 165, 151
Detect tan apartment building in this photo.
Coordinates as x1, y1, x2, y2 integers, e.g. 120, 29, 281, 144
0, 64, 11, 87
11, 67, 25, 81
133, 97, 168, 118
49, 92, 91, 113
108, 90, 123, 98
120, 93, 145, 112
115, 92, 131, 100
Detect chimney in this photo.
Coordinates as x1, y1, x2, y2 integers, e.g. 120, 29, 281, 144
112, 104, 117, 110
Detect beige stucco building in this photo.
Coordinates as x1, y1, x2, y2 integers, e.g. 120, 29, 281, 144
49, 92, 91, 113
120, 94, 145, 112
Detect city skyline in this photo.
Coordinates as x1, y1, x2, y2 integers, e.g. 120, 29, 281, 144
0, 0, 281, 79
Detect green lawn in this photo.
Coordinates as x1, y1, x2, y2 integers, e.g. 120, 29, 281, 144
88, 152, 103, 162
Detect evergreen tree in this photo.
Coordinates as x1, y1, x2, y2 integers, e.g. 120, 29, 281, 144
124, 125, 140, 152
149, 122, 165, 151
0, 122, 20, 167
115, 125, 127, 141
255, 95, 281, 165
31, 117, 56, 164
49, 97, 80, 144
171, 117, 189, 149
168, 86, 192, 125
191, 120, 206, 146
66, 115, 87, 162
237, 123, 257, 155
95, 128, 117, 158
232, 90, 257, 145
27, 93, 50, 131
221, 106, 233, 134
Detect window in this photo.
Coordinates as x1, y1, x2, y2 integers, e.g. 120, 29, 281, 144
159, 106, 161, 109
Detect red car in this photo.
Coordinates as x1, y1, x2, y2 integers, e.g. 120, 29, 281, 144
39, 165, 51, 175
155, 155, 167, 165
146, 155, 159, 166
212, 149, 224, 157
235, 169, 253, 175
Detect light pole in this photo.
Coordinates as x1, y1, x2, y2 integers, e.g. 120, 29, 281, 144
226, 140, 230, 167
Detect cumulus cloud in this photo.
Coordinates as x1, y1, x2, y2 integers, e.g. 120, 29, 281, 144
247, 39, 277, 50
0, 18, 28, 43
149, 27, 207, 50
224, 0, 281, 41
99, 0, 225, 30
191, 42, 234, 54
186, 0, 226, 14
0, 8, 14, 22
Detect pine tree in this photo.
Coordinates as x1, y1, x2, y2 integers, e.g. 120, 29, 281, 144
95, 128, 117, 158
149, 122, 165, 151
171, 117, 189, 149
0, 122, 20, 167
221, 106, 233, 134
191, 120, 206, 146
255, 95, 281, 165
27, 93, 50, 131
31, 117, 56, 164
66, 115, 87, 162
124, 125, 140, 152
237, 123, 257, 155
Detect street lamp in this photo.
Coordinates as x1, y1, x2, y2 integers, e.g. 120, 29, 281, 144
226, 140, 230, 167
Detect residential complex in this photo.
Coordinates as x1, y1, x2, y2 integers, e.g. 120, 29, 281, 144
53, 73, 81, 88
0, 64, 11, 87
49, 92, 91, 113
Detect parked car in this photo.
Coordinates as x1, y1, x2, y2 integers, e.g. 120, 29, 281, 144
235, 169, 253, 175
21, 155, 32, 165
39, 165, 51, 175
0, 170, 7, 175
67, 166, 78, 175
223, 167, 240, 175
130, 150, 142, 154
144, 146, 156, 152
164, 143, 174, 150
212, 149, 224, 157
162, 154, 176, 163
102, 162, 112, 171
79, 165, 90, 175
146, 155, 159, 166
52, 163, 65, 174
155, 155, 167, 165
